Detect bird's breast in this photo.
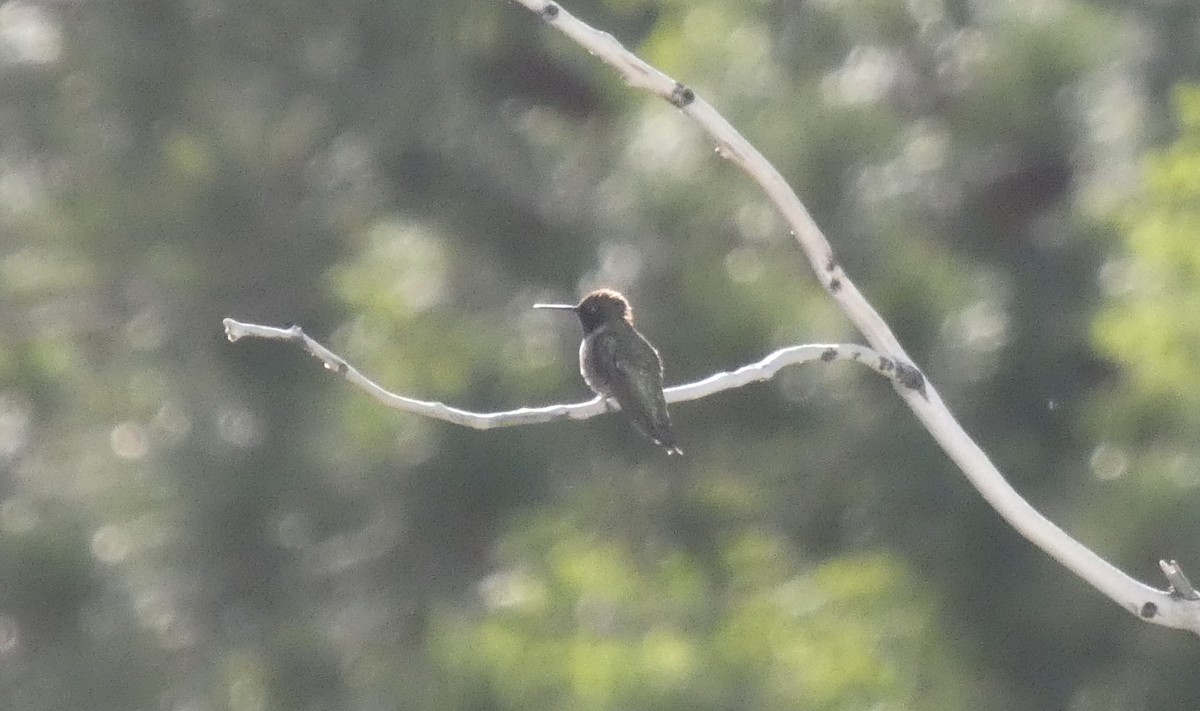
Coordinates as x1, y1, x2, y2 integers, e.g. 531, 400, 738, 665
578, 336, 612, 397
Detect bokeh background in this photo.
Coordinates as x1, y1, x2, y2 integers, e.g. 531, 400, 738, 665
2, 0, 1200, 708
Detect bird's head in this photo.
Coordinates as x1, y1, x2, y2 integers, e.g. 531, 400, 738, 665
534, 288, 633, 334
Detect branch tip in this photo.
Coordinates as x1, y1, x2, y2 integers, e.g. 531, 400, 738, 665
1159, 560, 1200, 600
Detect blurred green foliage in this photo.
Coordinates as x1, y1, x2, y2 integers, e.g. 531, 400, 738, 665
1096, 86, 1200, 425
1, 0, 1200, 709
434, 515, 976, 710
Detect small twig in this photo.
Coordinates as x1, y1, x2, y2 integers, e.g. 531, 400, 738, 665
223, 318, 915, 428
1161, 560, 1200, 601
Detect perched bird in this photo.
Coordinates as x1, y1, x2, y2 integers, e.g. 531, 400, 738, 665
535, 289, 683, 455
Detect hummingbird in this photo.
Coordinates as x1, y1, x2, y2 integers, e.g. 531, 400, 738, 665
534, 289, 683, 455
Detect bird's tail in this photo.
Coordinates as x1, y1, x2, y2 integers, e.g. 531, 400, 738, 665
653, 431, 683, 456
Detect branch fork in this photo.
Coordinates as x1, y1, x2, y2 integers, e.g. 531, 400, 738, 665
493, 0, 1200, 636
224, 0, 1200, 635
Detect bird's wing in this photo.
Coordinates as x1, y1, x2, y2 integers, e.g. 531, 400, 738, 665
592, 327, 670, 433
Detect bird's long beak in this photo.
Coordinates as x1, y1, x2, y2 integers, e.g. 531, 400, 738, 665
532, 303, 577, 311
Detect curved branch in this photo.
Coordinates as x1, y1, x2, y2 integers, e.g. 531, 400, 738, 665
505, 0, 1200, 634
223, 318, 912, 427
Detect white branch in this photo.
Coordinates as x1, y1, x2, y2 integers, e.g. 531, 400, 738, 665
223, 318, 909, 427
505, 0, 1200, 634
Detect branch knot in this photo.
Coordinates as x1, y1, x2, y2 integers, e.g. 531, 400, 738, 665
670, 82, 695, 108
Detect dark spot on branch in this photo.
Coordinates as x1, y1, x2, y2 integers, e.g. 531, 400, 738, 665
541, 2, 559, 19
1141, 602, 1158, 618
670, 82, 695, 108
821, 347, 838, 362
894, 361, 927, 397
877, 356, 895, 373
824, 254, 843, 292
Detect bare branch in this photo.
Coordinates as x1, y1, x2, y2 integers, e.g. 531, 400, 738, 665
223, 318, 911, 428
505, 0, 1200, 634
